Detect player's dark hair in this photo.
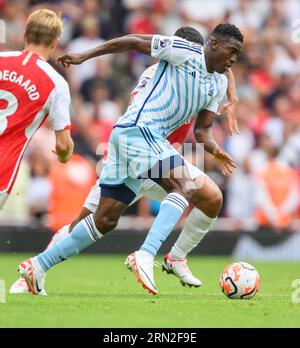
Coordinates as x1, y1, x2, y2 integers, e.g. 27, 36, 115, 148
211, 23, 244, 43
174, 26, 204, 45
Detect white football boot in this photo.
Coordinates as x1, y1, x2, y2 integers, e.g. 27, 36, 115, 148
162, 253, 202, 288
9, 278, 29, 294
10, 276, 48, 296
125, 251, 158, 295
10, 226, 68, 295
18, 259, 47, 296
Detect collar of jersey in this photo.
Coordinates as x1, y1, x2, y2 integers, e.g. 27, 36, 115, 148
22, 50, 46, 61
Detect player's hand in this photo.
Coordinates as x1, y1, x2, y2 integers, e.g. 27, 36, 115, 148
213, 148, 237, 176
52, 150, 72, 163
57, 53, 86, 68
217, 99, 239, 136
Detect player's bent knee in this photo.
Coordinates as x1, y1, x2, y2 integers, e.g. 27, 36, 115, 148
94, 215, 118, 234
205, 189, 223, 216
204, 187, 223, 208
211, 189, 223, 211
192, 185, 223, 217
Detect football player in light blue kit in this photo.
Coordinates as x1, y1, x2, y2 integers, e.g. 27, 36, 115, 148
19, 24, 243, 295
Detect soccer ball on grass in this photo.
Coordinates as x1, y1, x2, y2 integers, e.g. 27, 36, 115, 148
219, 262, 260, 300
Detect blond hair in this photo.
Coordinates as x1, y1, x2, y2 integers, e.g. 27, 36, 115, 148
25, 9, 63, 47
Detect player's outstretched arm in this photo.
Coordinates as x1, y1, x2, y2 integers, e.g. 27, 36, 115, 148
58, 34, 153, 68
218, 69, 239, 136
54, 129, 74, 163
194, 110, 237, 176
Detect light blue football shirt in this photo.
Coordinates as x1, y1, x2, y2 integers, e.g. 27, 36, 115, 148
115, 35, 228, 138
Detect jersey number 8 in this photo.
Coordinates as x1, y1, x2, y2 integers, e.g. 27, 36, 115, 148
0, 90, 18, 135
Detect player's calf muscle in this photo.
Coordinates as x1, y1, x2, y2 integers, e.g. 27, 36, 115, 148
194, 191, 222, 218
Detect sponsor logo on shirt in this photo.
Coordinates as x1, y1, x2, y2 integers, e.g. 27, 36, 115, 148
188, 71, 196, 78
160, 38, 171, 48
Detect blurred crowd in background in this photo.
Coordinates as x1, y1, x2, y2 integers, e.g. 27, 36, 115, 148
1, 0, 300, 232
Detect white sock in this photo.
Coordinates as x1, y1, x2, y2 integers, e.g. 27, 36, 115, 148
170, 208, 217, 260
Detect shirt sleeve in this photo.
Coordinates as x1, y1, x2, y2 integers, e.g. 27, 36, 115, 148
47, 78, 72, 131
151, 35, 201, 66
204, 75, 228, 114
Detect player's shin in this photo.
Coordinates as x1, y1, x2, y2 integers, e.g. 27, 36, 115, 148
170, 207, 216, 260
32, 215, 102, 273
140, 193, 189, 257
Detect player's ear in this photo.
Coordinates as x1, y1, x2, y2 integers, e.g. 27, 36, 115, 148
208, 36, 218, 51
50, 37, 59, 50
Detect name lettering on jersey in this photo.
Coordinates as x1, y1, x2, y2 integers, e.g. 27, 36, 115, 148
0, 70, 40, 101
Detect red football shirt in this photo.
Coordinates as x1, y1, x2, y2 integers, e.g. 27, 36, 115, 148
166, 121, 192, 148
0, 51, 71, 193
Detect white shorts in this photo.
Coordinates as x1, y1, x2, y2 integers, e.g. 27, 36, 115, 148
0, 192, 9, 215
84, 161, 206, 214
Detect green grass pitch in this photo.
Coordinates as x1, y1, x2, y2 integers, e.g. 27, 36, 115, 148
0, 254, 299, 328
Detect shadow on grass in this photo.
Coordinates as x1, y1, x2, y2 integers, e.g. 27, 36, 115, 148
48, 291, 226, 302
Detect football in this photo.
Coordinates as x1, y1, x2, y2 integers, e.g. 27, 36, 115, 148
219, 262, 260, 300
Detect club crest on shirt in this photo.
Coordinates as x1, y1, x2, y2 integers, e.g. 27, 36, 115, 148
140, 77, 150, 88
